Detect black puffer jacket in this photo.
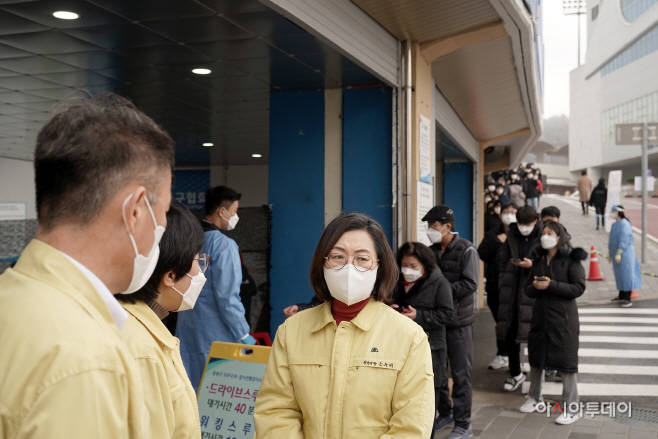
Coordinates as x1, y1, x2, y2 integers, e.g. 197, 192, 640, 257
391, 267, 454, 384
477, 222, 505, 297
496, 222, 541, 343
525, 224, 587, 373
590, 183, 607, 209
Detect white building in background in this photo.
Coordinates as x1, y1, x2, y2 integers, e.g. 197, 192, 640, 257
570, 0, 658, 184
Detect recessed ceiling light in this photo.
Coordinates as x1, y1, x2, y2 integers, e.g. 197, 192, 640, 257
53, 11, 79, 19
203, 143, 213, 147
252, 154, 262, 158
192, 68, 211, 75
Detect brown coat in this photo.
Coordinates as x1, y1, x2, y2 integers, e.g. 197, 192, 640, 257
578, 175, 592, 202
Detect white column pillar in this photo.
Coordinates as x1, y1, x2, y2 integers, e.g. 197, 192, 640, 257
324, 88, 343, 226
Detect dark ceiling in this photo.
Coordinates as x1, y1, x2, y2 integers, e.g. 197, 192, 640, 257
0, 0, 381, 166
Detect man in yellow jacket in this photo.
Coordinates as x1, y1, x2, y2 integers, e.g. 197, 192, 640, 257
0, 94, 175, 439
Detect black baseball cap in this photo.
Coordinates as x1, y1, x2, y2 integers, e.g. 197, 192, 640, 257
422, 205, 455, 223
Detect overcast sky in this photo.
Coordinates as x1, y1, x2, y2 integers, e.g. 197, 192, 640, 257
542, 1, 587, 118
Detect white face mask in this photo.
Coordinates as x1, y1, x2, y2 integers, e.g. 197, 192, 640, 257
494, 206, 502, 215
488, 185, 495, 192
426, 224, 447, 244
496, 188, 504, 195
323, 265, 378, 306
121, 194, 165, 295
222, 210, 240, 231
173, 272, 206, 312
401, 267, 423, 283
501, 213, 517, 226
518, 224, 534, 236
484, 197, 492, 203
541, 235, 558, 250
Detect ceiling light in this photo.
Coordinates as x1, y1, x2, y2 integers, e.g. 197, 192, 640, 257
252, 154, 262, 158
192, 68, 211, 75
53, 11, 79, 19
203, 143, 213, 147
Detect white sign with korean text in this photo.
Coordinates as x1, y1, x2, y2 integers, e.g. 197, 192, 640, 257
419, 114, 431, 183
0, 203, 26, 221
605, 170, 622, 233
416, 181, 434, 246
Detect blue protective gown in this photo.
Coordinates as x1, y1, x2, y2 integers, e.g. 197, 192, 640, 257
176, 228, 250, 391
609, 218, 642, 291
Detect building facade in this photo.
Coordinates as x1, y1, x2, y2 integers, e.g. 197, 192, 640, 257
570, 0, 658, 182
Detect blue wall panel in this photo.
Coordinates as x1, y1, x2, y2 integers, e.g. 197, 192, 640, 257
443, 162, 473, 242
342, 86, 393, 244
268, 91, 325, 334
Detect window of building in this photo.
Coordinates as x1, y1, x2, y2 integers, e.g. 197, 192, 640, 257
601, 90, 658, 140
601, 23, 658, 75
621, 0, 658, 22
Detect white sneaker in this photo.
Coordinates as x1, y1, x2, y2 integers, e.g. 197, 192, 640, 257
555, 413, 580, 425
488, 355, 509, 370
519, 397, 540, 413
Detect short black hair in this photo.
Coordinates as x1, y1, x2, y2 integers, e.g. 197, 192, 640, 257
581, 170, 587, 175
501, 202, 518, 213
540, 206, 561, 219
516, 205, 538, 225
205, 186, 242, 216
35, 94, 175, 231
397, 242, 437, 277
116, 203, 205, 304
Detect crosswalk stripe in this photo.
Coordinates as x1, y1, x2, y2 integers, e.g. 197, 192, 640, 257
581, 325, 658, 332
578, 364, 658, 375
579, 335, 658, 344
579, 308, 658, 315
521, 382, 658, 396
524, 347, 658, 358
580, 316, 658, 324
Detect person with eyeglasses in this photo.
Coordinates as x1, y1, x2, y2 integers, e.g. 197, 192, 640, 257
115, 202, 208, 439
254, 212, 435, 439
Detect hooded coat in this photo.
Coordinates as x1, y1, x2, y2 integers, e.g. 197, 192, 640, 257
525, 223, 587, 373
496, 222, 541, 343
391, 266, 454, 386
590, 182, 607, 209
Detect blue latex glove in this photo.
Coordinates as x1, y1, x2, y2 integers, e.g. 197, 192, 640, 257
241, 334, 257, 345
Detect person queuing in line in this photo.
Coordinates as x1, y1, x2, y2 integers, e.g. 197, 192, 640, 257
486, 182, 497, 200
477, 202, 518, 371
391, 242, 454, 435
424, 205, 479, 439
485, 200, 503, 233
524, 172, 541, 211
608, 206, 642, 307
520, 221, 587, 425
590, 178, 608, 230
577, 170, 592, 215
177, 185, 256, 392
254, 213, 435, 438
540, 206, 561, 223
0, 94, 174, 438
506, 171, 526, 207
496, 183, 510, 204
497, 206, 542, 392
282, 295, 323, 318
115, 203, 206, 439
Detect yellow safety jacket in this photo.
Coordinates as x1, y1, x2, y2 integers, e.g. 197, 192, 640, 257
254, 298, 434, 439
121, 301, 201, 439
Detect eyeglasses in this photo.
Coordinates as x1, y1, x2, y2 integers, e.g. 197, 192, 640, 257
324, 253, 378, 272
195, 253, 210, 274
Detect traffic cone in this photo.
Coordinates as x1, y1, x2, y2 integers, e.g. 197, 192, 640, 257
587, 246, 605, 281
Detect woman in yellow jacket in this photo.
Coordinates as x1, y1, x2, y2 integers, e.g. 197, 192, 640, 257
255, 212, 435, 439
115, 202, 208, 439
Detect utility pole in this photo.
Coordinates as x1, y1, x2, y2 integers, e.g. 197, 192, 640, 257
563, 0, 587, 66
